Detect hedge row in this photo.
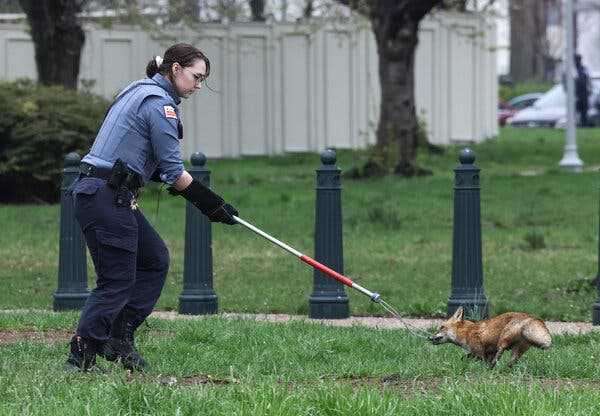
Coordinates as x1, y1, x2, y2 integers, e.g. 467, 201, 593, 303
0, 80, 109, 203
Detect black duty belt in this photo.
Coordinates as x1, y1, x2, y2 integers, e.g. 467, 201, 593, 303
79, 161, 143, 193
79, 162, 112, 180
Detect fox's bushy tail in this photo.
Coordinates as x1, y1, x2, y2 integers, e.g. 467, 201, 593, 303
522, 320, 552, 349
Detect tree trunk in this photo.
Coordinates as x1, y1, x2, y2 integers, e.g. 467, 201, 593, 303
249, 0, 265, 21
18, 0, 85, 89
369, 1, 440, 176
509, 0, 546, 82
375, 27, 419, 175
303, 0, 313, 18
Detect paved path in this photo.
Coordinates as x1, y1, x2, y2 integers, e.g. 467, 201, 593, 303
151, 311, 599, 336
1, 309, 598, 336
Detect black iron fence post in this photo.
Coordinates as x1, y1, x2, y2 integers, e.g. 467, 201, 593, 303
54, 152, 89, 310
447, 148, 489, 319
309, 149, 349, 319
179, 152, 218, 315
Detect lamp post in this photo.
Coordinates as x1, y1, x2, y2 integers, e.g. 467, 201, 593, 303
558, 0, 583, 172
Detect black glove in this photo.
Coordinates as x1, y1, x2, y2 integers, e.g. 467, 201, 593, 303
208, 203, 238, 225
171, 179, 238, 225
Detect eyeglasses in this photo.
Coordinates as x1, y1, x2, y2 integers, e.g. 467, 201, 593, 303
183, 67, 207, 85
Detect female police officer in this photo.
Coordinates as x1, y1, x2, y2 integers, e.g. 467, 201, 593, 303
66, 43, 238, 371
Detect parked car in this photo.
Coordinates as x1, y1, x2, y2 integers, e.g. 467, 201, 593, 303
498, 93, 543, 126
509, 78, 600, 128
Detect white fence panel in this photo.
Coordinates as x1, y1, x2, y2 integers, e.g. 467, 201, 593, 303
281, 33, 311, 152
415, 22, 437, 144
0, 29, 36, 80
0, 13, 497, 159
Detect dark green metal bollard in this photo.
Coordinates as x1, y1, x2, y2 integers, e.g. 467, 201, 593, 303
447, 148, 489, 320
179, 152, 218, 315
309, 149, 350, 319
54, 152, 89, 310
592, 184, 600, 325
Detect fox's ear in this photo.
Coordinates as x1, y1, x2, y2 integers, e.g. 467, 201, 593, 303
451, 306, 464, 321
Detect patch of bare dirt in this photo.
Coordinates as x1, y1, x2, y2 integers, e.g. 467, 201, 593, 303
0, 330, 71, 345
322, 374, 600, 394
155, 374, 238, 387
318, 374, 443, 395
0, 329, 175, 345
532, 378, 600, 390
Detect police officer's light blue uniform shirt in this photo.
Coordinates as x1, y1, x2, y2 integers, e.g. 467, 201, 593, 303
82, 73, 184, 185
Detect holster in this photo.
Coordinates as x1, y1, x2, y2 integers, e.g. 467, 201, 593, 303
106, 159, 143, 207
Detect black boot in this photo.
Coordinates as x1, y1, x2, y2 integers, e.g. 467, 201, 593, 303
101, 307, 148, 371
65, 336, 101, 372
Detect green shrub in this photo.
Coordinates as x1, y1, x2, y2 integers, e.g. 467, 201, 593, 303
0, 80, 109, 203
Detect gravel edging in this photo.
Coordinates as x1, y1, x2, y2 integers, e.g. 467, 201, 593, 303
0, 309, 597, 336
150, 311, 599, 336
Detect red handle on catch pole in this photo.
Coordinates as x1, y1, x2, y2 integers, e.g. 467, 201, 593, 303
233, 216, 380, 302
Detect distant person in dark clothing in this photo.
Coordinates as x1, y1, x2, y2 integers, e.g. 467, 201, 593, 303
575, 54, 591, 127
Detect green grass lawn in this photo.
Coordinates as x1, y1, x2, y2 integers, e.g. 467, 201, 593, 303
2, 127, 600, 320
1, 311, 600, 415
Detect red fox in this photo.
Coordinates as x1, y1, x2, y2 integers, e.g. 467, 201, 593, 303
430, 306, 552, 368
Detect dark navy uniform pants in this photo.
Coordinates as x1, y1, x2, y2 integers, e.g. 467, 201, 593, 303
72, 177, 169, 342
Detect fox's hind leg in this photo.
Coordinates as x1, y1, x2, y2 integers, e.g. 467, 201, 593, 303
489, 347, 504, 368
484, 349, 497, 364
507, 342, 530, 367
490, 338, 514, 368
491, 324, 527, 368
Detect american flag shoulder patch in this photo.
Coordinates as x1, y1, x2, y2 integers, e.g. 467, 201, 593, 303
163, 105, 177, 119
